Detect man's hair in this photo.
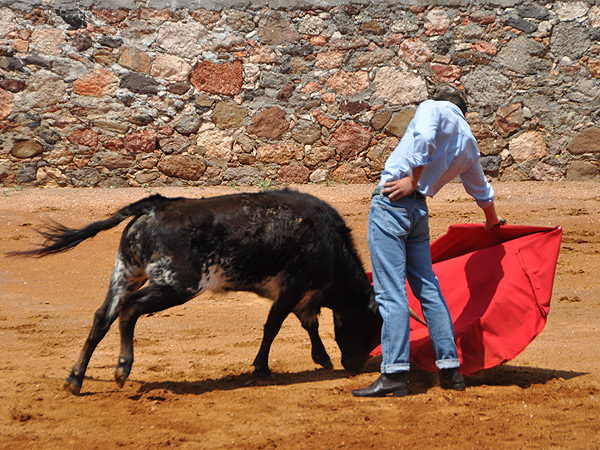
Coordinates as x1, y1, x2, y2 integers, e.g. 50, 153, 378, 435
434, 90, 468, 115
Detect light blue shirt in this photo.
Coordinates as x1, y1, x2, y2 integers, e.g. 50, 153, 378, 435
379, 99, 494, 209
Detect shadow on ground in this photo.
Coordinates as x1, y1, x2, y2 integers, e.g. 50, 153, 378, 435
118, 361, 588, 398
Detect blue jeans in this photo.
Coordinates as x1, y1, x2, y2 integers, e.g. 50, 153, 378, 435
368, 193, 460, 373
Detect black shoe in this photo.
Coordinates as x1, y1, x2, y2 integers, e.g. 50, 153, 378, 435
352, 373, 408, 397
440, 368, 466, 391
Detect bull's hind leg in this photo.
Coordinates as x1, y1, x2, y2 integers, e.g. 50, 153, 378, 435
64, 257, 145, 395
114, 284, 192, 388
64, 300, 118, 395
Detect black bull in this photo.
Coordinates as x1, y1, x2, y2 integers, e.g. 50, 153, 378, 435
11, 190, 382, 395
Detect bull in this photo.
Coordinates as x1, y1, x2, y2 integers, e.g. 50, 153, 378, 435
10, 190, 382, 395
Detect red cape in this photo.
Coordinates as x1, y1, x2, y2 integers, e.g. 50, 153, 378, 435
368, 224, 562, 375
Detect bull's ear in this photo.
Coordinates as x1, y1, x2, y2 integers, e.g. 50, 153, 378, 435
368, 289, 379, 314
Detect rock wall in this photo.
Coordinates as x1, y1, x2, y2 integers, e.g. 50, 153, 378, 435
1, 0, 599, 187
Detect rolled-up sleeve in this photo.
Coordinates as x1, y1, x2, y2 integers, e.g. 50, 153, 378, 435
460, 158, 495, 209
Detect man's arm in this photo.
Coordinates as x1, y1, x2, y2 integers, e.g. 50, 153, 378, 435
482, 202, 503, 230
459, 150, 504, 229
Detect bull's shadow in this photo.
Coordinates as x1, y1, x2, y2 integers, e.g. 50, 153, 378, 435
133, 368, 351, 396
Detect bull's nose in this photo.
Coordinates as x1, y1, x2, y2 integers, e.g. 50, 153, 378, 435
342, 358, 365, 373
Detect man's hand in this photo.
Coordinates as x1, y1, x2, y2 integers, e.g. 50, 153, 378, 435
482, 202, 505, 230
382, 177, 416, 201
485, 216, 506, 231
382, 166, 424, 201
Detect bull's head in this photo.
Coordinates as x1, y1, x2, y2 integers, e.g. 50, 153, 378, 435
333, 296, 382, 372
333, 277, 427, 372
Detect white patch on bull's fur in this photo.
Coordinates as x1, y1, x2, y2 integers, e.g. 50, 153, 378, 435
107, 256, 128, 318
197, 265, 229, 294
147, 256, 176, 286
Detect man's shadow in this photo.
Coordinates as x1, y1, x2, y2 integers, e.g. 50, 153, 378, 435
363, 356, 586, 394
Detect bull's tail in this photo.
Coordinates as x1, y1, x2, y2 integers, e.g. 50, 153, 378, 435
7, 194, 169, 258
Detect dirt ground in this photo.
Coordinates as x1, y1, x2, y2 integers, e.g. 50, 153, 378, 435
0, 181, 599, 450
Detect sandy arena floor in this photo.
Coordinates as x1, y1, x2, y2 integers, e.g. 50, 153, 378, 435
1, 181, 599, 449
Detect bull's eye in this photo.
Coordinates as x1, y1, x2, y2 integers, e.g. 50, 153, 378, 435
334, 313, 343, 327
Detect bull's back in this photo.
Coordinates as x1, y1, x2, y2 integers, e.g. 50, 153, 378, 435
149, 190, 357, 288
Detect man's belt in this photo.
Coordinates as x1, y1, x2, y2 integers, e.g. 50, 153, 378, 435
372, 186, 426, 200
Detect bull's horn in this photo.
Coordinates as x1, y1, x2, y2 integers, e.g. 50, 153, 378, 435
409, 307, 427, 326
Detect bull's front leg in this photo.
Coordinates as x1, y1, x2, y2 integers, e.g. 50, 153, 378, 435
300, 316, 333, 370
293, 290, 333, 370
253, 298, 296, 377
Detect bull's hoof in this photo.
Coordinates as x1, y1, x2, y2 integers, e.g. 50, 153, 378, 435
312, 353, 333, 370
114, 364, 131, 388
252, 366, 272, 379
63, 376, 82, 395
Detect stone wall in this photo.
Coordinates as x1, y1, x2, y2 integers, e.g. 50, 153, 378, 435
0, 0, 599, 188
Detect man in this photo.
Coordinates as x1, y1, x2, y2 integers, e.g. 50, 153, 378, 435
353, 90, 502, 397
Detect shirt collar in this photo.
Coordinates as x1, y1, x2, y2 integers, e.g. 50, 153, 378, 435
440, 101, 465, 118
